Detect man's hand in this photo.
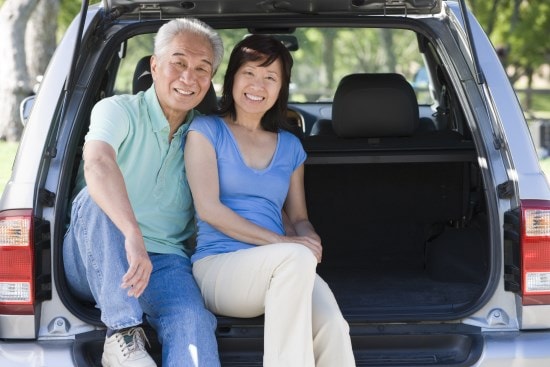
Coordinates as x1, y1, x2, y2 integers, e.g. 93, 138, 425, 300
121, 234, 153, 298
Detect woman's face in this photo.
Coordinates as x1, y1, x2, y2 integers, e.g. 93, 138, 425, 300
232, 57, 283, 118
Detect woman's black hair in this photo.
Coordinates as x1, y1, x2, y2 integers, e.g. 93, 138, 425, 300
217, 34, 294, 133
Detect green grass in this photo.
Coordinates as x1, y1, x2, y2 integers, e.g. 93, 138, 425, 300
0, 141, 19, 196
540, 157, 550, 176
516, 91, 550, 119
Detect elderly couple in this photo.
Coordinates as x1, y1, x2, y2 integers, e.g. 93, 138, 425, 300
63, 17, 355, 367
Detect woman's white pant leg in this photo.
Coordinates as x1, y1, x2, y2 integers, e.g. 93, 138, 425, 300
193, 243, 318, 367
312, 275, 356, 367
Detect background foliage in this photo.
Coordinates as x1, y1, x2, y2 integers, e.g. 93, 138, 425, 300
468, 0, 550, 82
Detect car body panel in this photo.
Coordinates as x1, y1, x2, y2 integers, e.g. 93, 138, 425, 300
3, 0, 550, 365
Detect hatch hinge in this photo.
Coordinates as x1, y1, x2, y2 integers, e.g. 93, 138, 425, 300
38, 188, 56, 207
351, 0, 442, 15
139, 4, 162, 20
493, 135, 503, 150
497, 180, 514, 199
379, 1, 408, 16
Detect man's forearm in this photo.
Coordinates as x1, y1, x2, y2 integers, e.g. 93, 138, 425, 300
84, 145, 141, 239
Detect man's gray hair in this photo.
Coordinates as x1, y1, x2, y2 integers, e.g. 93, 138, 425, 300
154, 18, 224, 74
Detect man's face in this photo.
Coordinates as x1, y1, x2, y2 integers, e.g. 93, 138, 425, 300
151, 32, 214, 123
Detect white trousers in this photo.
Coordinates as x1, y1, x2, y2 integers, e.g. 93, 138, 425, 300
193, 243, 356, 367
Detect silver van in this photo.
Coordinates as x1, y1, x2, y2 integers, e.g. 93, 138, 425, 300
2, 0, 550, 365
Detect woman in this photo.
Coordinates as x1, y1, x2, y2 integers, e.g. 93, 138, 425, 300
184, 34, 355, 367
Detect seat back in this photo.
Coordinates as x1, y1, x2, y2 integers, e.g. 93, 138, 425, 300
132, 55, 218, 114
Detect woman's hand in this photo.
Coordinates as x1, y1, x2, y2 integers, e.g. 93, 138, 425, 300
280, 234, 323, 263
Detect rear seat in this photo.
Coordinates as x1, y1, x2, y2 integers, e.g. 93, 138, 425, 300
303, 73, 480, 271
304, 73, 473, 161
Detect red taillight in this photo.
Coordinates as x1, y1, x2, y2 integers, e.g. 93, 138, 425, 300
0, 209, 35, 314
521, 200, 550, 305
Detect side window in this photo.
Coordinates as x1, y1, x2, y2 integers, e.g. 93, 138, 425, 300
114, 34, 155, 94
412, 65, 433, 105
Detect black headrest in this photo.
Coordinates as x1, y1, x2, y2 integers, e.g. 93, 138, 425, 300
132, 56, 153, 94
309, 119, 334, 136
131, 55, 218, 114
332, 73, 419, 138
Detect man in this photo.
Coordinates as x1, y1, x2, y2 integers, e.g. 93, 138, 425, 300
63, 18, 224, 367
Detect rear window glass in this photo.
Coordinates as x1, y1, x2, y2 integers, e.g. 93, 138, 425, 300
114, 27, 433, 105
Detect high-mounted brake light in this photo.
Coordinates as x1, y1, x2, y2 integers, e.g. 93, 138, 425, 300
521, 200, 550, 305
0, 209, 35, 314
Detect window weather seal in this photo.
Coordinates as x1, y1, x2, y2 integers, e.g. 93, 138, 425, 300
45, 0, 89, 159
64, 0, 89, 104
457, 0, 485, 85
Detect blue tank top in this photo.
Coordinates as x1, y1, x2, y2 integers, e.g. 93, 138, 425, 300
187, 115, 306, 263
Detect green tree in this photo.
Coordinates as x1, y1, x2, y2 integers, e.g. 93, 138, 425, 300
468, 0, 550, 109
0, 0, 96, 141
0, 0, 40, 141
59, 0, 86, 35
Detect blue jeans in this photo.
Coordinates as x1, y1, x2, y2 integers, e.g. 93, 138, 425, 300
63, 188, 220, 367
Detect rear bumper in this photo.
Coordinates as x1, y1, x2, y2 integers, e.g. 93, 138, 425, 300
348, 325, 550, 366
474, 330, 550, 366
0, 339, 75, 367
2, 330, 550, 366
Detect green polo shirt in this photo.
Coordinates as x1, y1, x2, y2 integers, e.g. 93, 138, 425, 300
84, 86, 196, 257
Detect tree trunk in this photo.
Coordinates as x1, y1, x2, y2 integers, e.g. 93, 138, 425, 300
380, 28, 396, 73
0, 0, 39, 141
26, 0, 60, 89
322, 29, 337, 92
525, 67, 533, 112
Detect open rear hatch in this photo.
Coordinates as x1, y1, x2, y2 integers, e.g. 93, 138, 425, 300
102, 0, 442, 17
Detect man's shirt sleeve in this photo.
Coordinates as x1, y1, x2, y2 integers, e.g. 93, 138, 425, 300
85, 97, 130, 155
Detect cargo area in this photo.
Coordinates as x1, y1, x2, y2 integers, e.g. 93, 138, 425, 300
306, 158, 489, 321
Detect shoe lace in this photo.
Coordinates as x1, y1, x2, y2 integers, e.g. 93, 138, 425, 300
117, 328, 151, 357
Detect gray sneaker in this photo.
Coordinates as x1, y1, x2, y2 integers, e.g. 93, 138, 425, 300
101, 327, 157, 367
